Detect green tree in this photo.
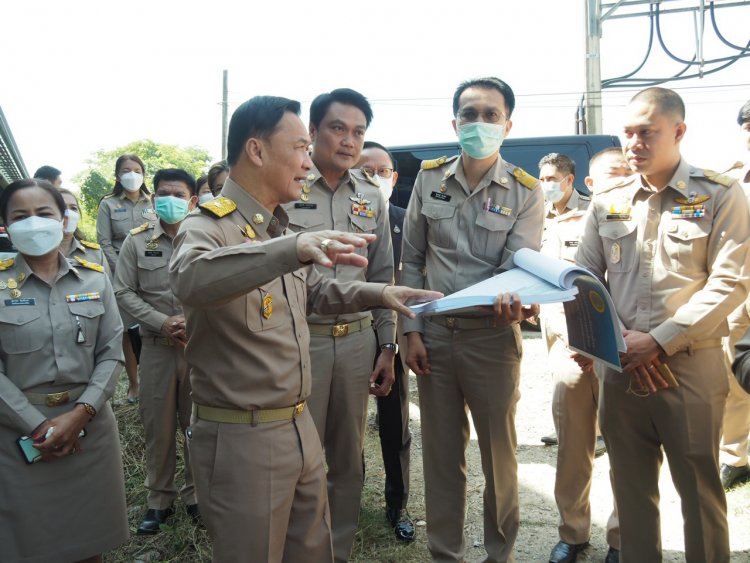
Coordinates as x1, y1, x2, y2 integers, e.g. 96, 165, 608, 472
75, 139, 213, 218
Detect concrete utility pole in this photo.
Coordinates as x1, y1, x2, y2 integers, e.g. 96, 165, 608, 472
585, 0, 603, 134
221, 70, 229, 161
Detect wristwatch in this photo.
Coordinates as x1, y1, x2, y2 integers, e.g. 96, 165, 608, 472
380, 343, 397, 353
77, 402, 97, 419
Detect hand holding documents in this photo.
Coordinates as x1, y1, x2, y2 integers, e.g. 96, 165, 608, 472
409, 248, 626, 370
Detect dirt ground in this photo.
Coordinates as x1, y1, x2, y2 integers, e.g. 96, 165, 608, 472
362, 330, 750, 562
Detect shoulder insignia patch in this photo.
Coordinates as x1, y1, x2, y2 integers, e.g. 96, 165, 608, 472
200, 196, 237, 218
512, 167, 539, 189
597, 176, 631, 195
74, 256, 104, 273
356, 168, 380, 187
0, 257, 15, 271
701, 169, 735, 187
129, 223, 151, 235
421, 156, 448, 170
80, 240, 101, 250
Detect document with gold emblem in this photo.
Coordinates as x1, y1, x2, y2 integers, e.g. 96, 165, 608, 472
409, 248, 625, 370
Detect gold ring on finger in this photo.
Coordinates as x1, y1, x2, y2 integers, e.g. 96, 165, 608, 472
320, 238, 333, 252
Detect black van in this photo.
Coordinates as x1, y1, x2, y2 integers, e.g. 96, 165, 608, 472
388, 135, 621, 208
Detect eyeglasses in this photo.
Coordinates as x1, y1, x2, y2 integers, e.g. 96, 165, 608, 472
361, 167, 394, 179
456, 108, 507, 124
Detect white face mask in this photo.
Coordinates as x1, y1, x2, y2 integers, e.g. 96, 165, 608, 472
120, 171, 143, 192
64, 209, 80, 234
541, 180, 565, 204
376, 175, 394, 204
198, 193, 214, 204
8, 216, 64, 257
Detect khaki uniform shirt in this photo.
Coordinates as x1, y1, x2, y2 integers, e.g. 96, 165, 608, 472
169, 178, 388, 411
96, 191, 156, 272
540, 190, 591, 342
113, 221, 181, 338
284, 165, 396, 345
65, 238, 111, 278
575, 158, 750, 358
401, 155, 545, 333
0, 253, 124, 434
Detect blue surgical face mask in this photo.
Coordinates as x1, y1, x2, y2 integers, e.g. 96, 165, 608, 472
456, 122, 505, 159
541, 180, 565, 204
154, 196, 190, 224
198, 193, 214, 204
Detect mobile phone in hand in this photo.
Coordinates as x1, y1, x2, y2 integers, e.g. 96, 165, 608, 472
16, 428, 87, 464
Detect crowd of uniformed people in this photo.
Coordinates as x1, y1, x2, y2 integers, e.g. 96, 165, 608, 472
1, 77, 750, 563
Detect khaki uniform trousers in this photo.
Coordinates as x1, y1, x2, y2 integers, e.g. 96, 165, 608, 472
419, 319, 522, 563
139, 338, 195, 508
599, 346, 729, 563
188, 408, 332, 563
308, 327, 378, 562
720, 307, 750, 467
543, 325, 620, 548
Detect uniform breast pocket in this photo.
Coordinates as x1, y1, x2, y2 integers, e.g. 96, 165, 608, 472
471, 212, 514, 262
288, 216, 325, 234
136, 257, 170, 292
598, 221, 638, 273
110, 212, 130, 238
68, 301, 106, 347
246, 283, 285, 332
421, 202, 457, 249
660, 220, 711, 274
0, 307, 43, 354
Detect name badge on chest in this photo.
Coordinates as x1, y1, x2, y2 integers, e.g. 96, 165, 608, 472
145, 250, 163, 257
295, 203, 317, 209
4, 298, 36, 306
430, 191, 452, 202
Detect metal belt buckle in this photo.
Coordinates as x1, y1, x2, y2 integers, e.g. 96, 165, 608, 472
46, 391, 70, 407
293, 402, 305, 417
332, 323, 349, 337
445, 317, 456, 329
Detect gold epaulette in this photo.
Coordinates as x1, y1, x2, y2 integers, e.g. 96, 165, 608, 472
597, 176, 631, 195
80, 240, 101, 250
74, 256, 104, 273
0, 257, 15, 271
130, 223, 151, 235
200, 196, 237, 218
701, 169, 735, 187
512, 167, 539, 189
356, 168, 380, 187
421, 156, 449, 170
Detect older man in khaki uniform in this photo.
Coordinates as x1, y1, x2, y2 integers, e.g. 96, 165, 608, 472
114, 168, 199, 534
538, 152, 621, 563
576, 87, 750, 562
169, 95, 439, 563
402, 77, 544, 563
284, 88, 395, 562
719, 99, 750, 490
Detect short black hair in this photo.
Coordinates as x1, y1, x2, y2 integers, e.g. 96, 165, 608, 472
0, 178, 66, 224
207, 160, 230, 194
738, 99, 750, 126
538, 153, 576, 177
309, 88, 373, 129
152, 168, 198, 196
589, 147, 625, 170
362, 141, 397, 172
33, 165, 61, 183
630, 87, 685, 121
226, 96, 301, 166
196, 175, 209, 191
453, 77, 516, 118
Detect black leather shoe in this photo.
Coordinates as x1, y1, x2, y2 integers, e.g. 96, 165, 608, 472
595, 436, 607, 457
136, 506, 174, 535
605, 547, 620, 563
541, 432, 558, 445
721, 463, 750, 490
549, 540, 588, 563
385, 507, 415, 542
186, 503, 201, 523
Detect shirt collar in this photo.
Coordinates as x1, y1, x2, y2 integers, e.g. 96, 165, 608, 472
222, 177, 289, 238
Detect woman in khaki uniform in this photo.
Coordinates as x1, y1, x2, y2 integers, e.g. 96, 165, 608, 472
0, 179, 128, 563
59, 188, 111, 276
96, 154, 156, 402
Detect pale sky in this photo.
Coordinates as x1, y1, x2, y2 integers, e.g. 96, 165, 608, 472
2, 0, 749, 186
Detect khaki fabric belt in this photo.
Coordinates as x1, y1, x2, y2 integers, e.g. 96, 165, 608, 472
308, 317, 372, 337
427, 315, 498, 330
147, 336, 174, 347
194, 402, 306, 425
25, 385, 86, 407
687, 338, 722, 352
